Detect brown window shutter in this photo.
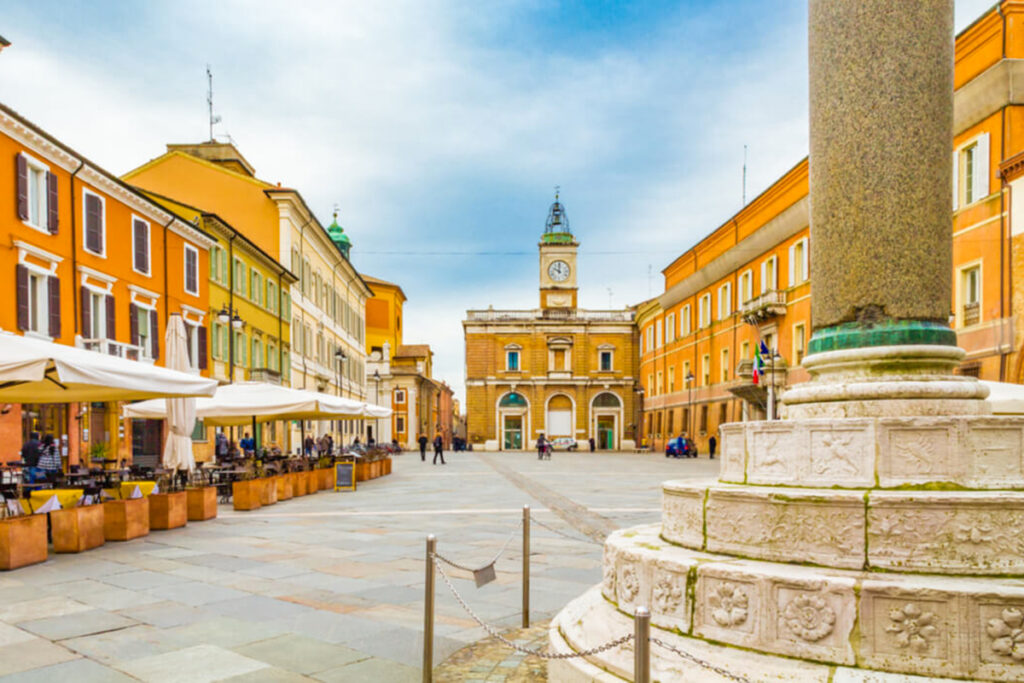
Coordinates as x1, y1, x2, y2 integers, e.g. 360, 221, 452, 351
46, 172, 58, 234
133, 220, 148, 272
106, 295, 116, 340
129, 303, 139, 346
16, 265, 29, 330
198, 326, 208, 370
150, 310, 159, 360
85, 194, 102, 253
48, 277, 61, 338
185, 324, 193, 364
16, 155, 28, 221
81, 287, 91, 337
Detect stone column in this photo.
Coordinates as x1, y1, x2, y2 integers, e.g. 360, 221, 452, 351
807, 0, 956, 355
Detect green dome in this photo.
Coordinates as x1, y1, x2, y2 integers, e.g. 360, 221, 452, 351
327, 213, 351, 258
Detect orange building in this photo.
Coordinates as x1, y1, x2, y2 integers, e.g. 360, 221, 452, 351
639, 1, 1024, 454
0, 102, 214, 466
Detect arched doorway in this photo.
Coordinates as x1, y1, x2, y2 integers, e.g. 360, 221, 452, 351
590, 392, 622, 450
498, 392, 529, 450
545, 393, 575, 440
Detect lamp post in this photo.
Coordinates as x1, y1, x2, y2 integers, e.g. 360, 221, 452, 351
217, 306, 245, 450
373, 369, 381, 444
685, 371, 695, 441
634, 386, 645, 447
334, 348, 347, 441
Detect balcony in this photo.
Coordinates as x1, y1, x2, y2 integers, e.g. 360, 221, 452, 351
739, 290, 787, 319
962, 302, 980, 327
249, 367, 282, 385
466, 309, 633, 322
79, 338, 149, 363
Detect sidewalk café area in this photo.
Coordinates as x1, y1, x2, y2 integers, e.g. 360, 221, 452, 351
0, 329, 393, 573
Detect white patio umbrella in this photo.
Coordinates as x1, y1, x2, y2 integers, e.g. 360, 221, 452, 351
123, 382, 372, 425
163, 314, 196, 474
361, 402, 393, 419
0, 330, 217, 402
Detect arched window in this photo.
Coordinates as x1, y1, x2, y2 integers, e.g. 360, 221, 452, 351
548, 394, 572, 411
499, 393, 528, 407
593, 392, 621, 408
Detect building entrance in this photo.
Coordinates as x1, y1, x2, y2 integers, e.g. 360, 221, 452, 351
503, 415, 523, 450
597, 415, 615, 450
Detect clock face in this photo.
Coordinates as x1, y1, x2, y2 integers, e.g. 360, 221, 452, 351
548, 260, 571, 282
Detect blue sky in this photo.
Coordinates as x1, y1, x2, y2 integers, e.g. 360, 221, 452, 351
0, 1, 995, 404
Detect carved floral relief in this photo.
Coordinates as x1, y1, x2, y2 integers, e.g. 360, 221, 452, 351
885, 603, 939, 653
652, 571, 685, 616
987, 607, 1024, 661
781, 593, 836, 642
709, 582, 749, 627
618, 564, 639, 603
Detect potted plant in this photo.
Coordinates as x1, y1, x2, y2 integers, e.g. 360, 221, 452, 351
186, 469, 217, 521
50, 497, 105, 553
149, 473, 187, 531
0, 513, 47, 569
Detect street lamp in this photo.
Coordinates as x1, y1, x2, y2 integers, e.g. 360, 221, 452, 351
334, 348, 347, 441
685, 371, 696, 441
217, 305, 246, 452
634, 386, 645, 447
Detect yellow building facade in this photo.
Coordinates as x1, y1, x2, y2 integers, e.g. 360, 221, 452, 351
463, 196, 638, 451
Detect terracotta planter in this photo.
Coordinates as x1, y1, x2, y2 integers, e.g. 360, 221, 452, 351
371, 461, 381, 479
355, 462, 368, 482
275, 475, 292, 500
149, 492, 188, 530
259, 478, 278, 506
293, 471, 308, 496
383, 458, 392, 475
232, 480, 262, 511
0, 514, 48, 569
319, 468, 335, 490
51, 505, 105, 553
103, 498, 150, 541
305, 470, 319, 494
187, 487, 217, 521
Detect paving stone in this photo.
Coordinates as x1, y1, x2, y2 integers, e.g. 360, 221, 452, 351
17, 609, 136, 641
115, 600, 210, 628
163, 617, 287, 649
0, 638, 78, 676
146, 580, 249, 606
0, 596, 93, 624
313, 656, 419, 683
0, 656, 136, 682
114, 643, 269, 682
61, 624, 189, 665
233, 634, 366, 674
0, 621, 37, 647
219, 667, 314, 682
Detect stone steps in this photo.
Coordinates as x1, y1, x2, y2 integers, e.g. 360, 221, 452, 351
595, 524, 1024, 681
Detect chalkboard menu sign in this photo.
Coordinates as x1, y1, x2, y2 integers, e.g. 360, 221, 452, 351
334, 461, 356, 491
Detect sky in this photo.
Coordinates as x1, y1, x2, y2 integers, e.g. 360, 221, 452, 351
0, 0, 996, 405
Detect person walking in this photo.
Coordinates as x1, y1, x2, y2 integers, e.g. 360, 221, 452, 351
536, 433, 547, 460
433, 433, 445, 465
38, 433, 61, 480
588, 436, 596, 453
418, 433, 428, 462
215, 431, 228, 461
21, 431, 42, 483
708, 434, 717, 460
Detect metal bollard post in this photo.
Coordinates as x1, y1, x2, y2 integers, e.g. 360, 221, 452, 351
423, 534, 436, 683
635, 606, 650, 683
522, 504, 530, 628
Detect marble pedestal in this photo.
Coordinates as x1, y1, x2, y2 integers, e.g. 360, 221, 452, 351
549, 348, 1024, 681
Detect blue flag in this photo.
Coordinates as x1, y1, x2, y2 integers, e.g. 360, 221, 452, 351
759, 340, 770, 356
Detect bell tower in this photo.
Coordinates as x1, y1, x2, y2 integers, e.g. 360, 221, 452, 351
538, 189, 578, 310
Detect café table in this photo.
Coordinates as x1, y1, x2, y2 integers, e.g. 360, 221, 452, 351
213, 469, 249, 503
118, 481, 157, 498
29, 488, 85, 510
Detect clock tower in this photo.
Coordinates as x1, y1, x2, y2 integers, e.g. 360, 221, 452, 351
538, 190, 579, 310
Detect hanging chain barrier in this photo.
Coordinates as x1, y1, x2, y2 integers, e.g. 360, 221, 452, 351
431, 553, 634, 660
649, 637, 753, 683
530, 515, 604, 545
433, 517, 523, 574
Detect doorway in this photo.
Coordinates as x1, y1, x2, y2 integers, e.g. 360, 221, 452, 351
597, 415, 616, 450
503, 415, 523, 450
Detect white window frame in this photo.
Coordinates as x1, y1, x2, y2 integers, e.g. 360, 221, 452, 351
721, 347, 730, 383
506, 349, 521, 371
646, 326, 654, 352
760, 256, 777, 294
599, 349, 614, 372
131, 215, 152, 276
739, 269, 753, 303
395, 389, 406, 404
954, 132, 990, 209
681, 304, 691, 336
81, 189, 107, 258
134, 301, 156, 359
741, 340, 750, 360
183, 244, 200, 296
655, 319, 663, 347
24, 268, 50, 339
20, 152, 50, 234
184, 319, 200, 371
698, 293, 712, 328
957, 260, 982, 327
85, 286, 108, 340
396, 415, 406, 433
717, 282, 732, 319
793, 322, 807, 365
701, 353, 711, 386
664, 314, 675, 343
788, 238, 809, 286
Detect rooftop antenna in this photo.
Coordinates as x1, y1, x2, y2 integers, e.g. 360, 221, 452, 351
742, 144, 748, 206
206, 65, 222, 142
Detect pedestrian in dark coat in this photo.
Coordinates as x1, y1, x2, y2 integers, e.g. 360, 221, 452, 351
418, 434, 429, 461
536, 434, 546, 460
709, 435, 717, 460
433, 434, 445, 465
588, 437, 596, 453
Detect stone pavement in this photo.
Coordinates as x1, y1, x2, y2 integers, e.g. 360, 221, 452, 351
0, 451, 717, 681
